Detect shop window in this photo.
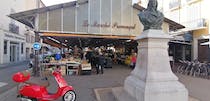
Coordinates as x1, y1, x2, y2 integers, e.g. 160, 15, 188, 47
9, 23, 19, 34
26, 34, 30, 43
21, 43, 24, 54
198, 39, 210, 62
4, 40, 7, 54
31, 36, 35, 43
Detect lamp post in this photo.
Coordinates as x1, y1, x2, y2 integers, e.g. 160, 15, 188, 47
33, 0, 40, 77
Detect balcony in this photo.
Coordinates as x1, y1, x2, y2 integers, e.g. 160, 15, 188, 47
169, 1, 180, 9
186, 0, 200, 4
9, 23, 19, 34
182, 18, 207, 29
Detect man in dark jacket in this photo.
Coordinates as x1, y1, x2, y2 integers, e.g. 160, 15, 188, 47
96, 52, 105, 74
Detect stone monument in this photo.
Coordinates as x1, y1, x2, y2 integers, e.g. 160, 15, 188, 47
113, 0, 188, 101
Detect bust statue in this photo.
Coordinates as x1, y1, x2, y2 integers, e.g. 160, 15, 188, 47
138, 0, 164, 31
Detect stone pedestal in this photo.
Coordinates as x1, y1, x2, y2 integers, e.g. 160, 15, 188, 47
123, 30, 188, 101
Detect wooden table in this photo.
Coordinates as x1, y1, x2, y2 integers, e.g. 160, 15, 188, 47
41, 62, 81, 75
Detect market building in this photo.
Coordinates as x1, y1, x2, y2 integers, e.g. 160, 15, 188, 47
9, 0, 184, 48
0, 0, 45, 64
8, 0, 186, 76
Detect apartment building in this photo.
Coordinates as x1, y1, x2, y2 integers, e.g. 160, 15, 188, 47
135, 0, 210, 62
166, 0, 210, 62
0, 0, 45, 64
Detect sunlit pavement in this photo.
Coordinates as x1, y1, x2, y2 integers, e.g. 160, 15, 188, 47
0, 64, 132, 101
0, 64, 209, 101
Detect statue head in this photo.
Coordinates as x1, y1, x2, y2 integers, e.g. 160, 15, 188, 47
138, 0, 164, 31
147, 0, 158, 11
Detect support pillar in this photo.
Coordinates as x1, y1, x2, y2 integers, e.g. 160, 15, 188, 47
33, 31, 40, 77
115, 30, 188, 101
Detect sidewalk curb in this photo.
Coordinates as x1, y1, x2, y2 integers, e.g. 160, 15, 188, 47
0, 61, 28, 70
0, 87, 17, 101
94, 87, 115, 101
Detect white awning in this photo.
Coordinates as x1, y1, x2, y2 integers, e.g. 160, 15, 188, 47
170, 27, 207, 36
200, 34, 210, 39
200, 42, 210, 45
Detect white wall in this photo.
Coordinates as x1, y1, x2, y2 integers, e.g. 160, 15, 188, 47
0, 0, 41, 64
0, 30, 3, 64
3, 40, 10, 63
0, 0, 26, 35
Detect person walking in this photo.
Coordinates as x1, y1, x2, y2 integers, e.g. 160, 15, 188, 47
96, 52, 105, 74
130, 53, 137, 69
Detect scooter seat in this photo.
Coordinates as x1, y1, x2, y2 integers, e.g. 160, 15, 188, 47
25, 77, 50, 87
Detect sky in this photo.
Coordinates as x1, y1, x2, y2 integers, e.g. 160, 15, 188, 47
41, 0, 76, 6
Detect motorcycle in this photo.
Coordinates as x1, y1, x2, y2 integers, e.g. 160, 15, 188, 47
28, 60, 33, 69
12, 70, 76, 101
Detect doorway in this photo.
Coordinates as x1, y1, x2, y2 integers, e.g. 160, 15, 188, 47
10, 43, 19, 62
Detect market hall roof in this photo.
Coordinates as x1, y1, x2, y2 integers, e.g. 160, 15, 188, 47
8, 1, 185, 36
8, 1, 79, 28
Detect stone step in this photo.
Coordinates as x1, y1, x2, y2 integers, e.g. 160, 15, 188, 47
94, 87, 200, 101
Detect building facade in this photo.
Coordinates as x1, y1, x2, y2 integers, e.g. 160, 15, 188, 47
0, 0, 44, 64
165, 0, 210, 62
137, 0, 210, 62
9, 0, 184, 62
37, 0, 171, 36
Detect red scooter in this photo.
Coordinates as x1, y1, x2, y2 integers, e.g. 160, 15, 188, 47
12, 70, 76, 101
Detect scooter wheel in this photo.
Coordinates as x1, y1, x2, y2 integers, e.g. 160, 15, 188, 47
20, 98, 37, 101
63, 90, 76, 101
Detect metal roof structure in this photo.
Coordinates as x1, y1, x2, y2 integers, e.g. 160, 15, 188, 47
8, 1, 78, 28
9, 2, 185, 31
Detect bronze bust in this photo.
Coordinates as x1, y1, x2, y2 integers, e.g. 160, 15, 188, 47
138, 0, 164, 31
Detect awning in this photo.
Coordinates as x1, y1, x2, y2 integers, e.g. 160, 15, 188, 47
169, 40, 192, 45
200, 34, 210, 39
200, 41, 210, 48
40, 32, 135, 40
200, 41, 210, 46
43, 37, 67, 48
133, 4, 185, 31
200, 34, 210, 47
170, 27, 207, 36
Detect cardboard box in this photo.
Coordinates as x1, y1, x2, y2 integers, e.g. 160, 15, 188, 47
60, 70, 66, 76
60, 66, 66, 70
81, 63, 91, 70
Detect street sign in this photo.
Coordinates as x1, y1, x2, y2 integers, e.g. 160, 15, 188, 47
33, 42, 41, 50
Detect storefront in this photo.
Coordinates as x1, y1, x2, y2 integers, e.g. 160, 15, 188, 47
169, 32, 193, 62
198, 39, 210, 62
0, 31, 26, 64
